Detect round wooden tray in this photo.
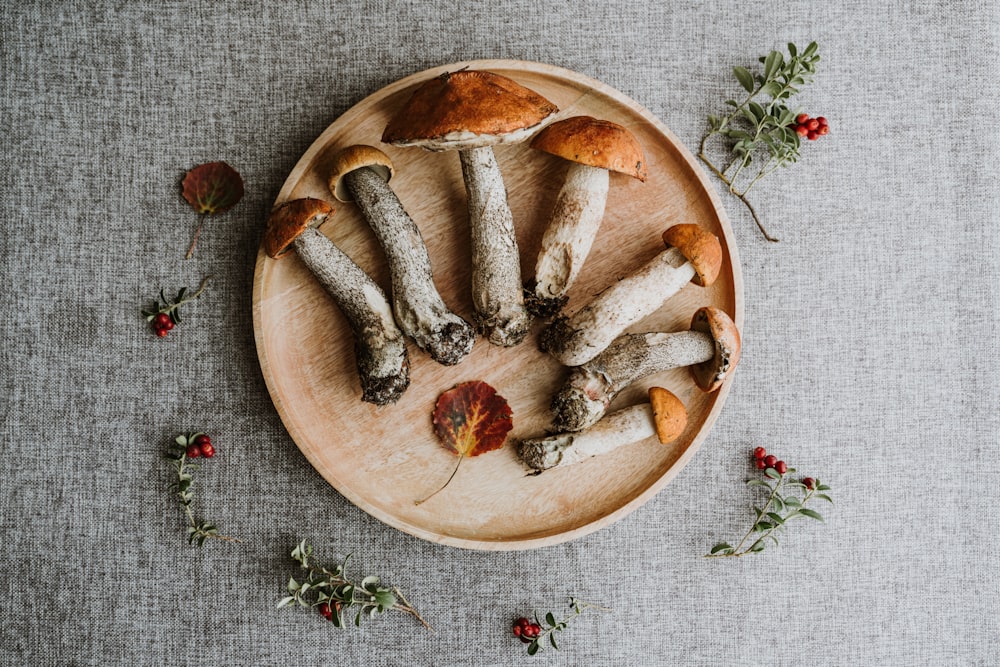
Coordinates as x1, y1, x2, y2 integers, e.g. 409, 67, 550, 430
253, 60, 743, 550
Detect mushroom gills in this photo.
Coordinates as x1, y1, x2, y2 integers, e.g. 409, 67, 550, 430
519, 403, 655, 471
343, 167, 475, 366
293, 227, 410, 404
460, 145, 530, 347
533, 163, 609, 308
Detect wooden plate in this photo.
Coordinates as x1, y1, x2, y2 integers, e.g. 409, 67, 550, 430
253, 60, 743, 550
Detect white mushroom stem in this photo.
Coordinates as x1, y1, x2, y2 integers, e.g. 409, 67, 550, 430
344, 167, 475, 366
532, 163, 609, 311
552, 331, 713, 432
293, 227, 409, 405
519, 402, 655, 471
541, 247, 696, 366
459, 145, 531, 347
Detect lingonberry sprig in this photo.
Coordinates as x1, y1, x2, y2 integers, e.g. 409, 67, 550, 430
166, 433, 239, 546
141, 276, 211, 338
276, 540, 431, 631
511, 598, 607, 656
708, 447, 832, 557
699, 41, 825, 242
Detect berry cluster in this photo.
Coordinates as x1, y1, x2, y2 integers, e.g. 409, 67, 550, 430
185, 433, 216, 459
752, 446, 786, 473
512, 617, 542, 643
317, 602, 342, 621
792, 113, 829, 141
151, 312, 176, 338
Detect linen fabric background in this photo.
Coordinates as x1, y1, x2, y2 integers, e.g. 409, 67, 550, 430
2, 1, 997, 665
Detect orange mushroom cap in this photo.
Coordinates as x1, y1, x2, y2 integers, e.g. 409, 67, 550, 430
648, 387, 688, 444
264, 198, 335, 259
530, 115, 647, 181
662, 224, 723, 287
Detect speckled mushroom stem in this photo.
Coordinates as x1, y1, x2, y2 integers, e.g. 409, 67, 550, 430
540, 248, 695, 366
459, 146, 531, 347
343, 167, 475, 366
531, 164, 609, 315
551, 331, 713, 432
293, 227, 410, 405
519, 402, 655, 471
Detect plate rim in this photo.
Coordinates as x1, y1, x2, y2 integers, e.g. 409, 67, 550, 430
252, 58, 744, 550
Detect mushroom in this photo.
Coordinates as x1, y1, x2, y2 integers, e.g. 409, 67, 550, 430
381, 70, 559, 347
540, 223, 723, 366
551, 306, 740, 432
264, 198, 409, 405
519, 387, 687, 472
328, 145, 476, 366
527, 116, 647, 316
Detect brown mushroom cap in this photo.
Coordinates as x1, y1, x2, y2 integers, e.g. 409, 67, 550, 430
264, 198, 335, 259
328, 145, 395, 203
381, 70, 559, 150
689, 307, 741, 392
530, 116, 648, 181
662, 224, 723, 287
648, 386, 687, 444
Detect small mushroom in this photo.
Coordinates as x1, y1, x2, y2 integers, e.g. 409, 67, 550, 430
540, 223, 723, 366
551, 307, 740, 432
382, 70, 559, 347
264, 198, 409, 405
329, 145, 475, 366
527, 116, 647, 316
518, 387, 687, 472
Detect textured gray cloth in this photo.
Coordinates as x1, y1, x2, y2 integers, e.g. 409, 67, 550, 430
2, 1, 998, 665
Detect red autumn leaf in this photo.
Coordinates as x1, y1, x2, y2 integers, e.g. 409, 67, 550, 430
416, 381, 513, 505
181, 161, 244, 216
180, 161, 244, 258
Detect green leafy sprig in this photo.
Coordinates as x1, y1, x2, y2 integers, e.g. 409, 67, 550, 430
699, 41, 821, 242
708, 461, 832, 558
277, 540, 431, 631
141, 276, 211, 327
522, 598, 607, 657
166, 433, 240, 546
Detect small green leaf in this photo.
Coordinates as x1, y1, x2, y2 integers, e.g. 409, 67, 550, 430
817, 494, 834, 504
550, 633, 559, 650
710, 543, 734, 554
733, 66, 755, 93
288, 577, 300, 592
784, 496, 801, 507
354, 611, 362, 627
804, 41, 818, 57
725, 99, 738, 107
799, 508, 824, 521
749, 539, 766, 552
545, 612, 556, 627
766, 512, 784, 525
527, 641, 540, 656
763, 51, 782, 80
176, 435, 188, 446
747, 479, 772, 489
787, 42, 797, 57
276, 596, 295, 609
817, 484, 832, 491
764, 468, 781, 480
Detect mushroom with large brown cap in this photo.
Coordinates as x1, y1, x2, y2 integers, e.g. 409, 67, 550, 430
518, 386, 688, 472
528, 116, 647, 316
540, 223, 723, 367
550, 306, 740, 432
264, 198, 410, 405
382, 70, 559, 347
329, 145, 475, 366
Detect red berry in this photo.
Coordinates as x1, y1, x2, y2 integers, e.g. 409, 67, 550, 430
164, 320, 175, 331
796, 113, 809, 124
512, 625, 522, 637
807, 131, 818, 140
529, 623, 542, 635
755, 459, 767, 470
200, 443, 215, 458
795, 125, 809, 137
156, 328, 169, 338
803, 477, 815, 489
806, 119, 820, 131
319, 603, 332, 618
186, 444, 201, 458
763, 455, 777, 467
775, 461, 788, 474
155, 313, 171, 327
817, 125, 829, 136
816, 116, 827, 126
517, 617, 530, 629
753, 447, 766, 460
194, 434, 211, 446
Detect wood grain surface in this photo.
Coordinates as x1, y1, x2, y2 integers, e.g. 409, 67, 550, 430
252, 60, 743, 550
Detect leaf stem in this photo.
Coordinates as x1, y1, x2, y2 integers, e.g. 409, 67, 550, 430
185, 213, 207, 259
414, 455, 464, 506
